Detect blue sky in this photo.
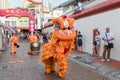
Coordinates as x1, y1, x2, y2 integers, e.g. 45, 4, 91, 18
8, 0, 68, 8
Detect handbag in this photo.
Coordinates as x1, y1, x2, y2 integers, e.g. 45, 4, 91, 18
93, 41, 97, 45
105, 32, 114, 48
108, 43, 114, 48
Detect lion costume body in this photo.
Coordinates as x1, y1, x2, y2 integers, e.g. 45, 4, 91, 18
41, 15, 76, 77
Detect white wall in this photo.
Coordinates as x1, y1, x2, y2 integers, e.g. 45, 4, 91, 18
74, 8, 120, 61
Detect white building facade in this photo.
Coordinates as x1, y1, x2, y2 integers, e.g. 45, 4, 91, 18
74, 8, 120, 61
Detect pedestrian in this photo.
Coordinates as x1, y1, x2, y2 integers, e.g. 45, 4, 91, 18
77, 31, 83, 53
92, 31, 101, 56
78, 2, 84, 11
101, 27, 114, 62
20, 32, 24, 42
7, 33, 10, 44
43, 34, 47, 43
74, 4, 79, 12
39, 33, 43, 46
10, 33, 19, 55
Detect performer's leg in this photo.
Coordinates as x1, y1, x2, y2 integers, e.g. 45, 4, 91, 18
28, 43, 32, 55
45, 57, 55, 74
11, 43, 15, 55
28, 49, 32, 54
14, 46, 17, 54
57, 54, 67, 78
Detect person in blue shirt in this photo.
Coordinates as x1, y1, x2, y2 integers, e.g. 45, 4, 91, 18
77, 31, 83, 53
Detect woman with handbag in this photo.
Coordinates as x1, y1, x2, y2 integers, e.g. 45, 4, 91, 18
93, 31, 101, 56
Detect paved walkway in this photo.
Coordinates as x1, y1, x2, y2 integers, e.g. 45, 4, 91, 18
70, 50, 120, 80
0, 41, 113, 80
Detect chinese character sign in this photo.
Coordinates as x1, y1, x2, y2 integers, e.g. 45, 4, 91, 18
29, 11, 36, 32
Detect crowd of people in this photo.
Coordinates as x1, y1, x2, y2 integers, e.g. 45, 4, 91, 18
6, 26, 115, 63
7, 26, 115, 62
77, 27, 115, 62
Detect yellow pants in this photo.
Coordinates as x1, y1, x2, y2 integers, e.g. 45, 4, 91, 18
11, 42, 16, 53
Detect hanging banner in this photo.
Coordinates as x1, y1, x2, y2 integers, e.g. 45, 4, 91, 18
28, 11, 36, 32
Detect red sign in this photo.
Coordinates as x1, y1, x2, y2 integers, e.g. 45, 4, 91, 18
0, 9, 31, 17
0, 9, 36, 31
2, 8, 22, 17
28, 11, 36, 32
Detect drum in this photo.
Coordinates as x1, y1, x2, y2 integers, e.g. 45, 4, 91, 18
30, 42, 40, 51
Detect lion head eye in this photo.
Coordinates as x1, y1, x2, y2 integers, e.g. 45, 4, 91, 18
55, 23, 60, 29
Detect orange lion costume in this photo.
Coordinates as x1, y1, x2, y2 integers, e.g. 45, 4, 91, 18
41, 15, 76, 78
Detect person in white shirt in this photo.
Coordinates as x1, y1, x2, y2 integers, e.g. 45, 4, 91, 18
78, 2, 83, 11
101, 27, 114, 62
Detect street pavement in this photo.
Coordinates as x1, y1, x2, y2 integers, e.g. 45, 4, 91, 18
70, 51, 120, 80
0, 41, 115, 80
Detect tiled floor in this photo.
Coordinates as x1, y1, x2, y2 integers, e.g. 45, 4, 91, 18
71, 50, 85, 54
0, 42, 109, 80
71, 50, 120, 70
91, 57, 120, 70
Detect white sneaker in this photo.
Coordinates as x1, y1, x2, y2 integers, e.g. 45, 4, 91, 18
101, 59, 105, 62
107, 59, 110, 62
